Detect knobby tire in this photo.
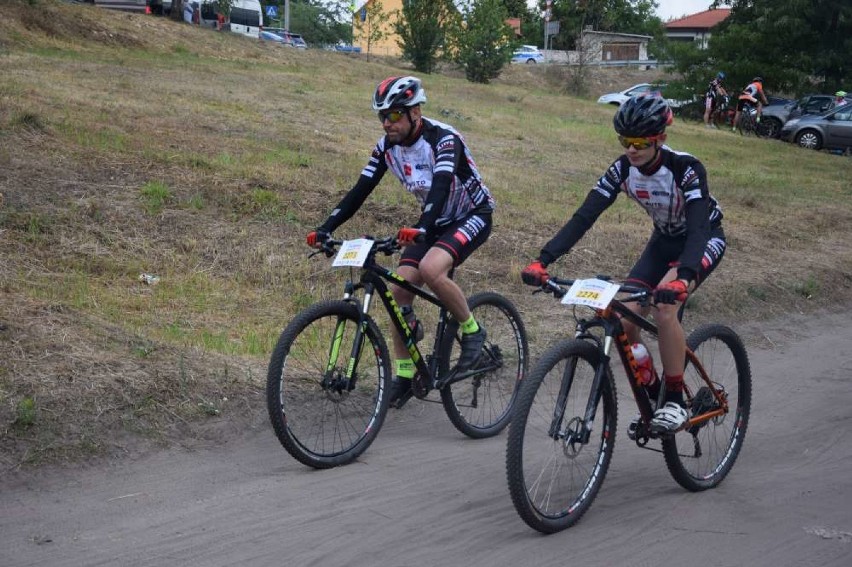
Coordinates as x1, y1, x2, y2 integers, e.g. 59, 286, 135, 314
439, 292, 528, 438
266, 300, 392, 469
661, 324, 751, 490
506, 339, 617, 533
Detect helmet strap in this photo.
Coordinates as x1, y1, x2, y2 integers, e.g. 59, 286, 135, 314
401, 109, 422, 145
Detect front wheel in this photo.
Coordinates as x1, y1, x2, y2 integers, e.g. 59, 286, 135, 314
266, 301, 392, 469
662, 324, 751, 490
506, 340, 617, 533
439, 292, 528, 438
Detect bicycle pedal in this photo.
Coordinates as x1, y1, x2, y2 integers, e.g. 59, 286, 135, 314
411, 374, 430, 399
391, 390, 414, 409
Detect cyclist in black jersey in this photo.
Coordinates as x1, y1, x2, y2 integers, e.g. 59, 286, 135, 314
307, 76, 496, 408
521, 95, 727, 435
703, 71, 728, 128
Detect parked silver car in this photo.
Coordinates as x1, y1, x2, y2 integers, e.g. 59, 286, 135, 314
778, 102, 852, 152
760, 94, 841, 138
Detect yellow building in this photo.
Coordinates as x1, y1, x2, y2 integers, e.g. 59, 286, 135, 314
353, 0, 405, 56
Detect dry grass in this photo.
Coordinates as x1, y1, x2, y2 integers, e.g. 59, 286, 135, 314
0, 1, 850, 468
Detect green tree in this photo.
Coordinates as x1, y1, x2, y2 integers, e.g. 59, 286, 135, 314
448, 0, 515, 83
705, 0, 852, 94
662, 0, 851, 102
394, 0, 458, 73
285, 1, 352, 46
355, 0, 390, 53
549, 0, 662, 50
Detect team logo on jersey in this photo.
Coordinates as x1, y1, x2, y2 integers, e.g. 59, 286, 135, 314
437, 140, 454, 153
635, 189, 650, 199
404, 163, 412, 176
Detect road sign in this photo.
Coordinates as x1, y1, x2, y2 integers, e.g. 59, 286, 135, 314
265, 5, 278, 18
546, 21, 559, 36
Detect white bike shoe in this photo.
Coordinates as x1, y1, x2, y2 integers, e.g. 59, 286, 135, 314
649, 402, 689, 434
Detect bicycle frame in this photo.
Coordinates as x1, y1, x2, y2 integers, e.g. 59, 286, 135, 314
553, 283, 729, 445
324, 240, 457, 395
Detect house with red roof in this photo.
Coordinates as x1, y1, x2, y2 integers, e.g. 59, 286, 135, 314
665, 8, 731, 49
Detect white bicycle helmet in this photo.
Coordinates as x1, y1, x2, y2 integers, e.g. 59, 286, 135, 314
372, 76, 427, 111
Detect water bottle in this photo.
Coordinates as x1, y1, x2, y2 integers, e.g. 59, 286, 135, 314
631, 343, 657, 387
401, 305, 424, 343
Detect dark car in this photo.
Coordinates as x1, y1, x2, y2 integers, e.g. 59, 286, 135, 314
264, 28, 308, 49
760, 94, 846, 138
778, 102, 852, 152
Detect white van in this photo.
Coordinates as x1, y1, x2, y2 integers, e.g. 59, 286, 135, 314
183, 0, 262, 38
228, 0, 263, 39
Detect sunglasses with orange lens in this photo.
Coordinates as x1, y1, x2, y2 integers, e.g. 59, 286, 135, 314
617, 135, 660, 150
378, 109, 406, 123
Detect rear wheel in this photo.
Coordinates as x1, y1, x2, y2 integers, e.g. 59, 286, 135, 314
440, 292, 528, 438
662, 324, 751, 491
506, 340, 616, 533
266, 301, 391, 469
759, 116, 782, 138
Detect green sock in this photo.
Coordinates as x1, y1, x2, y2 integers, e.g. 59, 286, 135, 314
396, 359, 415, 379
460, 315, 479, 335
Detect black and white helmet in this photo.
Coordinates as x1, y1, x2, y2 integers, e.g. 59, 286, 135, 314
372, 76, 427, 111
613, 95, 672, 138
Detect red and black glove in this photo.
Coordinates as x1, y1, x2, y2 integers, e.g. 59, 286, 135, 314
521, 260, 549, 287
397, 227, 425, 246
654, 280, 689, 304
306, 229, 330, 249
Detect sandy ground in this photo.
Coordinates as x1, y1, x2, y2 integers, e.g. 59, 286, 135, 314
1, 308, 851, 567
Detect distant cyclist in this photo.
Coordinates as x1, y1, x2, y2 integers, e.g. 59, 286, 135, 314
703, 71, 728, 128
834, 90, 848, 108
732, 76, 769, 133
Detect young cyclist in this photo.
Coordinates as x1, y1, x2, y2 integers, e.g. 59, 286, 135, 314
521, 95, 726, 436
703, 71, 728, 128
306, 76, 495, 409
732, 76, 769, 133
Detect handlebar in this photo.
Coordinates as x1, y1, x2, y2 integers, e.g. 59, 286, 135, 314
309, 235, 410, 259
536, 275, 651, 305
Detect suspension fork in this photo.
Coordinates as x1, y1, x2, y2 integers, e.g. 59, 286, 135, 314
324, 282, 374, 392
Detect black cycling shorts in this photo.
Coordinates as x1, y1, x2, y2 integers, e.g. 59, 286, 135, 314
625, 225, 726, 290
736, 98, 757, 112
400, 213, 492, 269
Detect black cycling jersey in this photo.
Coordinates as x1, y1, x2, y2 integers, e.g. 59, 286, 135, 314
705, 77, 723, 99
319, 117, 495, 234
538, 147, 723, 283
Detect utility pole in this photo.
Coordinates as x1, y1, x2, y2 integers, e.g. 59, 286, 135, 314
544, 0, 552, 60
284, 0, 289, 31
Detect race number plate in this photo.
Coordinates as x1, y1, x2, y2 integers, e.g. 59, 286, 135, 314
332, 239, 374, 268
561, 278, 620, 309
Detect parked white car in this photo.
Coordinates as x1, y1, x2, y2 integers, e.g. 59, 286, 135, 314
512, 45, 544, 64
597, 82, 688, 108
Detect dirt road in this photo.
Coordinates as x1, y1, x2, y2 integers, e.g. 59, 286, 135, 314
2, 309, 851, 567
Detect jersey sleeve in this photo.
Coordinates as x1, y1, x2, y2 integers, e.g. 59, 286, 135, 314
318, 143, 387, 233
675, 159, 712, 282
538, 158, 625, 266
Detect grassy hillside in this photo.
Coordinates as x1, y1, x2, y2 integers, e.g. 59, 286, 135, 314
1, 0, 850, 467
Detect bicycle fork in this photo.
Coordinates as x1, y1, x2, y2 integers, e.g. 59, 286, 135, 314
321, 283, 373, 394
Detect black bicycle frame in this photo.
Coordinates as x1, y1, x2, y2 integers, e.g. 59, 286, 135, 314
338, 253, 452, 390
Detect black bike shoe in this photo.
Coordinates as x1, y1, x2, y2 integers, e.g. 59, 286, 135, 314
456, 326, 487, 371
388, 377, 413, 409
